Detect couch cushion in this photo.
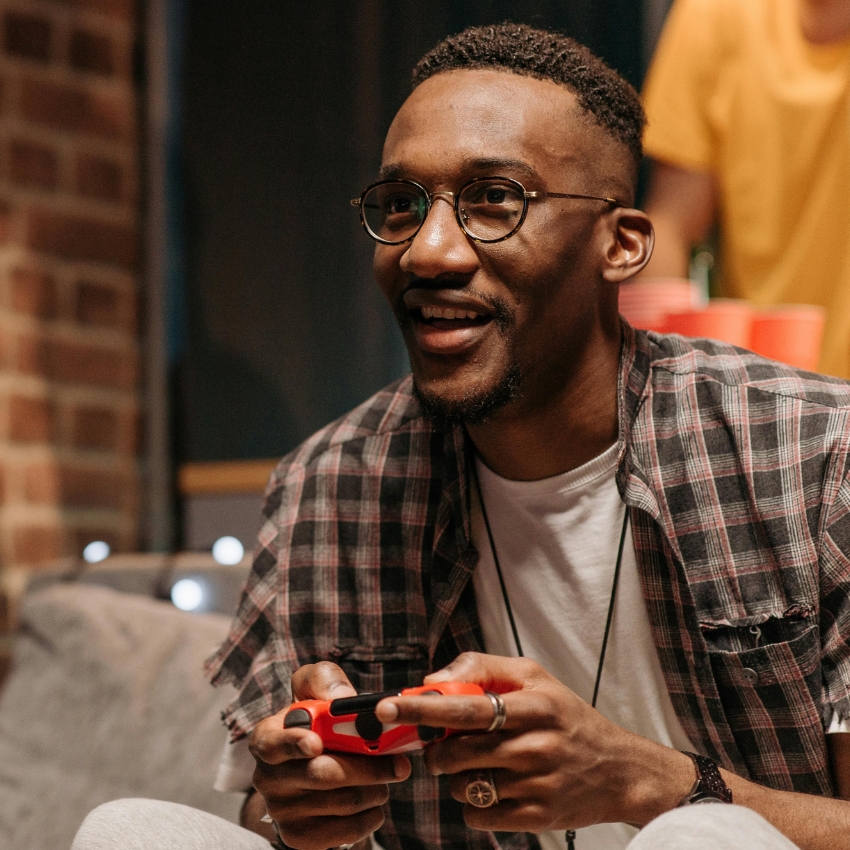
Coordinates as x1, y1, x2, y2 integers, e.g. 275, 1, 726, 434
0, 583, 243, 850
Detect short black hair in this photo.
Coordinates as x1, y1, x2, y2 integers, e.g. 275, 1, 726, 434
412, 23, 645, 168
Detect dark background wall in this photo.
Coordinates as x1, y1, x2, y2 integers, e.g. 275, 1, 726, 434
177, 1, 645, 465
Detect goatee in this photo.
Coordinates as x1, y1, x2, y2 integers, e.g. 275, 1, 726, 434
412, 360, 521, 425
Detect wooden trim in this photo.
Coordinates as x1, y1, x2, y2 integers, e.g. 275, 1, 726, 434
178, 459, 278, 495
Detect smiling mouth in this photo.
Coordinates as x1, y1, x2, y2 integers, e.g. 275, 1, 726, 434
417, 305, 490, 326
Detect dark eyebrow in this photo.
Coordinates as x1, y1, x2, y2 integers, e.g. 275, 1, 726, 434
376, 158, 540, 183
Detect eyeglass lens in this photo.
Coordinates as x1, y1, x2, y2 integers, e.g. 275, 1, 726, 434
361, 179, 525, 244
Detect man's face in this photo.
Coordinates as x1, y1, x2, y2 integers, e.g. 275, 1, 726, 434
373, 69, 626, 424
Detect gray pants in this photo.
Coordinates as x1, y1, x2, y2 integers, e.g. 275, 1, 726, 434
71, 798, 799, 850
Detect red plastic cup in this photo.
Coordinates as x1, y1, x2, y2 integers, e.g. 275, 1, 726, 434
663, 299, 753, 348
619, 278, 702, 332
749, 305, 826, 371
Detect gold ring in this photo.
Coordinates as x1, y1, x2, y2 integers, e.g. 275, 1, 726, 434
465, 769, 499, 808
484, 691, 507, 733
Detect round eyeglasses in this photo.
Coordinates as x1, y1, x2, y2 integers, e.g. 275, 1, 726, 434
350, 176, 621, 245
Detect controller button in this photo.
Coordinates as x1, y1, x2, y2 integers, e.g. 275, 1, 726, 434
418, 725, 445, 743
354, 711, 384, 741
284, 708, 313, 729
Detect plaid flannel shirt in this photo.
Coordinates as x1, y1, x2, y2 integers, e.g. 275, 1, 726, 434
206, 325, 850, 850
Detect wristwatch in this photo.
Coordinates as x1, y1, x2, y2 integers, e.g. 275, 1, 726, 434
677, 751, 733, 805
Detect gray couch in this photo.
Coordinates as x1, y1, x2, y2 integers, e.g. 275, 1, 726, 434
0, 556, 251, 850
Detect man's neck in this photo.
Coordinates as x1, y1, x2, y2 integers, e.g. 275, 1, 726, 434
799, 0, 850, 44
465, 337, 620, 482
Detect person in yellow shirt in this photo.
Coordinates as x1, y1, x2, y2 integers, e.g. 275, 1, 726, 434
641, 0, 850, 377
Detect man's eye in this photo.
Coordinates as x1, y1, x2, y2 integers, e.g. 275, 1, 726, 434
387, 196, 413, 214
485, 188, 507, 204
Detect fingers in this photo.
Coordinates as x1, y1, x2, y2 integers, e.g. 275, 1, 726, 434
249, 711, 323, 765
444, 768, 576, 834
253, 751, 411, 850
376, 684, 562, 735
269, 780, 391, 819
271, 806, 387, 850
255, 752, 411, 791
375, 692, 501, 730
461, 797, 558, 834
251, 661, 359, 767
291, 661, 358, 701
424, 729, 555, 777
423, 652, 547, 691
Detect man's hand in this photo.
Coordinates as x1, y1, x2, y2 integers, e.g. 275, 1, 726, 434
248, 662, 412, 850
374, 652, 693, 833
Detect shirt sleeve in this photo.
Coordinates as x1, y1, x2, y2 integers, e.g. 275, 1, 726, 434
820, 462, 850, 724
642, 0, 733, 172
204, 460, 303, 741
827, 711, 850, 734
214, 735, 256, 793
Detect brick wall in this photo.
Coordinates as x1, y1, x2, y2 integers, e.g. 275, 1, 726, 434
0, 0, 140, 574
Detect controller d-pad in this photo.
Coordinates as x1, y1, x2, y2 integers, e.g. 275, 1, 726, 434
354, 710, 383, 741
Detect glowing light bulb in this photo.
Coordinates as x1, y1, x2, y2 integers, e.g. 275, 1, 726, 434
212, 536, 244, 565
82, 541, 110, 563
171, 578, 204, 611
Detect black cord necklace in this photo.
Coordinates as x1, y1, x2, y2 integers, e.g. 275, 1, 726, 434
471, 460, 630, 850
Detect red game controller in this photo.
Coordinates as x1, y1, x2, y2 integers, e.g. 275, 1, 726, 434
283, 681, 485, 755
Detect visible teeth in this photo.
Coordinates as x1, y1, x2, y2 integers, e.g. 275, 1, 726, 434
421, 306, 481, 320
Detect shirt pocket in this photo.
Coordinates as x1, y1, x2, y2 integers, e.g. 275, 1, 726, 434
327, 643, 430, 694
700, 610, 827, 792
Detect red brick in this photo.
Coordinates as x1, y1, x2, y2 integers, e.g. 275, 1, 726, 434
75, 279, 118, 326
12, 332, 137, 389
48, 338, 138, 390
60, 465, 124, 509
70, 28, 114, 76
8, 395, 53, 442
9, 266, 56, 317
6, 137, 58, 189
57, 0, 135, 20
4, 12, 51, 63
72, 405, 118, 450
25, 207, 137, 268
121, 406, 142, 455
75, 153, 123, 201
11, 524, 62, 564
23, 460, 60, 503
19, 76, 132, 141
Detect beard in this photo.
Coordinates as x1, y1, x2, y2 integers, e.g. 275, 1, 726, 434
395, 284, 522, 425
412, 359, 521, 425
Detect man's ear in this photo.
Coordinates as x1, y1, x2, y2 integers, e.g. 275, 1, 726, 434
600, 208, 654, 283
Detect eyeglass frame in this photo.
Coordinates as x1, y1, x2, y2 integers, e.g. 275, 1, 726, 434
350, 176, 622, 245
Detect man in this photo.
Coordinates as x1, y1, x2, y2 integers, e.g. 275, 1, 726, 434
641, 0, 850, 377
73, 23, 850, 850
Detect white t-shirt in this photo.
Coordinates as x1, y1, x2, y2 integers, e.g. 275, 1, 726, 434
472, 444, 695, 850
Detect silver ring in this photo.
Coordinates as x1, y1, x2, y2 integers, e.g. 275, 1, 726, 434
465, 769, 499, 808
484, 691, 507, 733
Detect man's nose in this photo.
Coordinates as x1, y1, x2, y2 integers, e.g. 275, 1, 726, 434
399, 194, 479, 279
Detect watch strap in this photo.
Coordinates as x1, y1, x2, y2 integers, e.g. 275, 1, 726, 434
677, 751, 733, 806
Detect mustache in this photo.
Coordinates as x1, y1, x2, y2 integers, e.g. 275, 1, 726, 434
393, 279, 514, 333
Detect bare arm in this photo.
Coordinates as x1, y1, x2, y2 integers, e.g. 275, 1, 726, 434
641, 159, 718, 279
829, 733, 850, 799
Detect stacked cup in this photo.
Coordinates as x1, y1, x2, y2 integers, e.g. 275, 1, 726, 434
619, 278, 826, 372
